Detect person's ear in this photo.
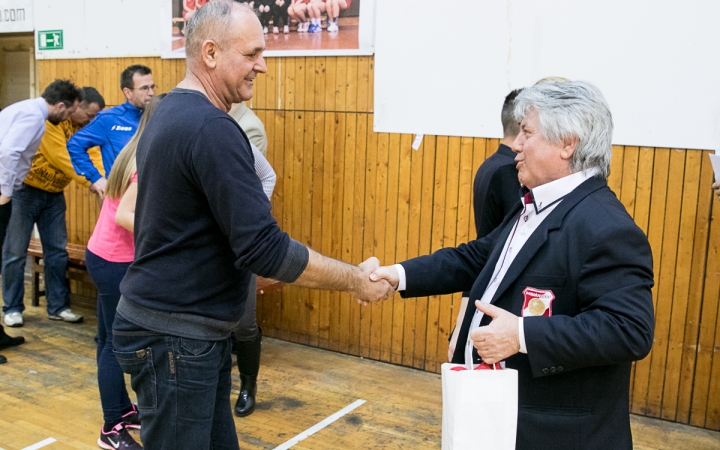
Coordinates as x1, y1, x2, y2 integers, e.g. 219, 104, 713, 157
560, 135, 578, 161
122, 87, 133, 102
202, 39, 220, 69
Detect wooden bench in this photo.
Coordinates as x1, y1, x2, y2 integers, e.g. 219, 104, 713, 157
26, 237, 284, 306
27, 238, 92, 307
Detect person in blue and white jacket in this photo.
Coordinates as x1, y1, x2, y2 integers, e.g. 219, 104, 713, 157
68, 64, 155, 199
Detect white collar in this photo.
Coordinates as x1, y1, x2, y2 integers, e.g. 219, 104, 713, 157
528, 167, 600, 212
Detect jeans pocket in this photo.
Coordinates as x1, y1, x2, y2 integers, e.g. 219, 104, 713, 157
114, 347, 158, 412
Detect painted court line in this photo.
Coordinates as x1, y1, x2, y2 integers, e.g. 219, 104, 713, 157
21, 438, 56, 450
273, 399, 367, 450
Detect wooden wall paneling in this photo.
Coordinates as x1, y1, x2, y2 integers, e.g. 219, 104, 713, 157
352, 115, 369, 354
620, 147, 640, 219
346, 56, 358, 113
367, 58, 374, 113
436, 137, 462, 367
467, 138, 487, 242
383, 132, 402, 362
334, 56, 348, 112
325, 113, 354, 353
319, 111, 338, 349
277, 111, 296, 341
307, 111, 327, 347
391, 133, 413, 365
323, 58, 337, 113
289, 110, 308, 342
402, 134, 425, 367
369, 131, 390, 360
267, 110, 287, 337
337, 113, 362, 355
661, 150, 701, 421
328, 112, 346, 351
413, 136, 437, 369
425, 136, 449, 373
312, 57, 327, 112
356, 56, 370, 113
293, 58, 305, 111
691, 196, 720, 428
300, 110, 316, 344
646, 149, 685, 416
677, 154, 714, 424
268, 57, 279, 110
304, 57, 316, 113
608, 145, 625, 196
284, 58, 296, 111
632, 147, 669, 416
359, 117, 378, 357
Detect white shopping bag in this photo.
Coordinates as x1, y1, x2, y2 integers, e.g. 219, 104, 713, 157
441, 362, 518, 450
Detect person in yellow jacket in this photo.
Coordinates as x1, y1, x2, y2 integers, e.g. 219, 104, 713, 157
2, 87, 105, 328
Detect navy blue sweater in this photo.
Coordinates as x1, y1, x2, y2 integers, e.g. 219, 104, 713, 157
118, 89, 308, 339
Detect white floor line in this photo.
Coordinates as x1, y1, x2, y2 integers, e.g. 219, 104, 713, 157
21, 438, 56, 450
273, 399, 367, 450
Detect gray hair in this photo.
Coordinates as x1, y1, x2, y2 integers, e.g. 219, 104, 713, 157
514, 80, 613, 179
185, 0, 249, 60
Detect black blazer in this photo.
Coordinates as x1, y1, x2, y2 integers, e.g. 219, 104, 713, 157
401, 176, 655, 450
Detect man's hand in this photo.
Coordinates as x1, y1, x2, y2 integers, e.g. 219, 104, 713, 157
352, 257, 395, 305
92, 177, 108, 200
712, 181, 720, 200
0, 195, 10, 205
469, 301, 520, 364
369, 265, 400, 290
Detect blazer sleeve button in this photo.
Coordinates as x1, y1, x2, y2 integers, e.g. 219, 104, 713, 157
542, 368, 549, 374
550, 367, 557, 373
557, 366, 564, 372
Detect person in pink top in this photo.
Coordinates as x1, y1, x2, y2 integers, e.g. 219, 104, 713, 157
86, 94, 165, 450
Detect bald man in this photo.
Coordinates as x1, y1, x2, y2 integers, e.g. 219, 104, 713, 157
112, 2, 392, 447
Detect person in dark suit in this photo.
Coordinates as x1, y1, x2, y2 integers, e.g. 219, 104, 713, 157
448, 89, 524, 360
372, 80, 655, 450
473, 88, 523, 239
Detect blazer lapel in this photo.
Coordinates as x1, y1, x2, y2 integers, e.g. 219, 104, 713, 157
489, 177, 607, 305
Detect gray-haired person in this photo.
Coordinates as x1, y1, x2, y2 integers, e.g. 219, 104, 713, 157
372, 80, 654, 450
111, 1, 393, 448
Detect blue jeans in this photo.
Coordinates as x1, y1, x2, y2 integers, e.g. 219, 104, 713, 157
113, 313, 240, 450
2, 184, 70, 315
85, 249, 132, 424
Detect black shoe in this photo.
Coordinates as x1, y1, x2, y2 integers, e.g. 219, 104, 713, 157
0, 331, 24, 351
235, 373, 258, 417
98, 423, 142, 449
122, 403, 141, 430
0, 354, 6, 364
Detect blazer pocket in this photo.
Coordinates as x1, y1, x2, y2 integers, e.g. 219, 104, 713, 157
517, 406, 591, 450
519, 275, 567, 288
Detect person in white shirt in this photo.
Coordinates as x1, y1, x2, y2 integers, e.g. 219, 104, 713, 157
370, 80, 654, 450
0, 79, 82, 347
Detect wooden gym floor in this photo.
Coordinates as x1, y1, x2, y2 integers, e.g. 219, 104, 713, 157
1, 293, 720, 449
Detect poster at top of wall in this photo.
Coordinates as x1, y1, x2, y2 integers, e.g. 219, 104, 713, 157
161, 0, 375, 58
0, 0, 33, 33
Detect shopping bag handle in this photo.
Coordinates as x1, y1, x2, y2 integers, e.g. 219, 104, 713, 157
450, 362, 502, 371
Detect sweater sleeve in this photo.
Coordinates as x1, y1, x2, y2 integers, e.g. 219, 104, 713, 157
192, 118, 307, 282
67, 116, 108, 184
0, 111, 44, 196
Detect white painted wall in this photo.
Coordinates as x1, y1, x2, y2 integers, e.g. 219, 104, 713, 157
374, 0, 720, 151
0, 0, 33, 33
34, 0, 161, 59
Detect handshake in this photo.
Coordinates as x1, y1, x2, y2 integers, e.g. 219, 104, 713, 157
350, 257, 400, 306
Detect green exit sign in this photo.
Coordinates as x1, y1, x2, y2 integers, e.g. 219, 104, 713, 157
38, 30, 63, 50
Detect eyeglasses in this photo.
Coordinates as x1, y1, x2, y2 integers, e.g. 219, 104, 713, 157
132, 84, 156, 92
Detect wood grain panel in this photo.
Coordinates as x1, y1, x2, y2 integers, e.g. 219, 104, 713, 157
36, 57, 720, 430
